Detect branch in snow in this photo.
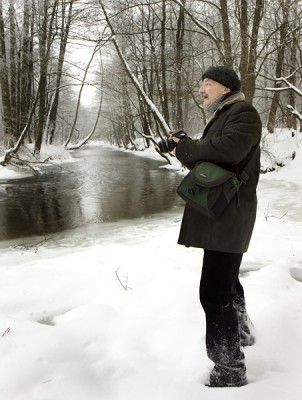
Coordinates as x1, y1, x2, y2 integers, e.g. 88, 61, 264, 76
264, 204, 288, 222
115, 267, 133, 291
2, 327, 11, 337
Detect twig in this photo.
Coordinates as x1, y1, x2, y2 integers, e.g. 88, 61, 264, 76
11, 234, 61, 253
115, 267, 133, 291
264, 204, 288, 221
2, 327, 11, 337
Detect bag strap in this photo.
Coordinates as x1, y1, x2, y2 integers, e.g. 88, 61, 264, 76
238, 142, 261, 184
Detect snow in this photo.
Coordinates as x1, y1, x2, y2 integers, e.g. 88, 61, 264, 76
1, 131, 302, 399
0, 165, 26, 180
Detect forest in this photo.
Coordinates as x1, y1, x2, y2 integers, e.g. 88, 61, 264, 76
0, 0, 302, 167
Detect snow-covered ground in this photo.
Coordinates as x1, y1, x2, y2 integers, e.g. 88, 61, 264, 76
0, 130, 302, 399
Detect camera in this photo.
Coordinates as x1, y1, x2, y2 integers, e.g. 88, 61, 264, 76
157, 130, 187, 153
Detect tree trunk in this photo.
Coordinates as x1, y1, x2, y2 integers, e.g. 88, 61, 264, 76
174, 0, 185, 129
245, 0, 264, 102
160, 0, 170, 124
35, 0, 58, 153
219, 0, 233, 67
48, 0, 74, 144
35, 0, 48, 154
8, 0, 17, 138
287, 48, 297, 130
0, 0, 13, 143
19, 0, 34, 135
67, 95, 103, 150
238, 0, 264, 103
267, 3, 288, 133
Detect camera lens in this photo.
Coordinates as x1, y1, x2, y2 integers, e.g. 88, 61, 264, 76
157, 138, 175, 153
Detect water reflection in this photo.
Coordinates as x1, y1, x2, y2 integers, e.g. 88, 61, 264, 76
0, 146, 182, 240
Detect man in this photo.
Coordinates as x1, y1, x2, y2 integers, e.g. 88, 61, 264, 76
172, 66, 262, 387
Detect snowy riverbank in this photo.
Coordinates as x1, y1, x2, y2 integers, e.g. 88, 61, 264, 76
1, 131, 302, 399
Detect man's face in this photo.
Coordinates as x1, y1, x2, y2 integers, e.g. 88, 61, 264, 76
199, 78, 230, 108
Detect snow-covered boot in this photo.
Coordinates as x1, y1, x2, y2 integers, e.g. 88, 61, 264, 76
201, 298, 248, 387
207, 363, 248, 387
233, 297, 255, 347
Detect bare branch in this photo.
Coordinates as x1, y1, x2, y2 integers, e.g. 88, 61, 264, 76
98, 0, 171, 133
115, 267, 133, 291
170, 0, 219, 42
2, 327, 11, 337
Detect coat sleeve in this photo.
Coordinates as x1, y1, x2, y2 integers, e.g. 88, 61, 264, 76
175, 102, 262, 166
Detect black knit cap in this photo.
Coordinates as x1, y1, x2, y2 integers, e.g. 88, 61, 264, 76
202, 66, 241, 91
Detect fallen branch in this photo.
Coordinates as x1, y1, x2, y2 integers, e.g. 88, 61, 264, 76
11, 234, 61, 253
264, 204, 288, 222
2, 327, 11, 337
115, 267, 133, 291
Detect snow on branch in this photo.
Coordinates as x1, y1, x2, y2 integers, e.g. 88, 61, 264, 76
287, 105, 302, 122
275, 77, 302, 97
98, 0, 171, 134
264, 70, 302, 123
265, 70, 302, 97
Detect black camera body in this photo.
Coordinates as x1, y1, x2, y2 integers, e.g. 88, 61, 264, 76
157, 130, 187, 153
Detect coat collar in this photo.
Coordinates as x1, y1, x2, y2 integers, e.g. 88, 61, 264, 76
209, 92, 245, 119
204, 92, 245, 130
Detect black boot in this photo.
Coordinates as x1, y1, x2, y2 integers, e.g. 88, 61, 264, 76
233, 297, 255, 347
208, 364, 248, 387
202, 299, 248, 387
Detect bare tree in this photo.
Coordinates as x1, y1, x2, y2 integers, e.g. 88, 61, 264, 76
0, 0, 13, 142
266, 1, 289, 133
98, 0, 171, 135
19, 0, 34, 136
0, 0, 97, 161
48, 0, 75, 145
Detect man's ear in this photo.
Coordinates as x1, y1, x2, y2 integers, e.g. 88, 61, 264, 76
223, 86, 231, 94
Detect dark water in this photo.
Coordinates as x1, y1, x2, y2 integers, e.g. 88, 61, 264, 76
0, 146, 182, 241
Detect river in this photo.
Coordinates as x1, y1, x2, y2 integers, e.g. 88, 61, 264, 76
0, 146, 183, 242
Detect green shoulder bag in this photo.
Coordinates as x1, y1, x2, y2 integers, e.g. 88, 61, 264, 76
177, 162, 240, 219
176, 146, 259, 220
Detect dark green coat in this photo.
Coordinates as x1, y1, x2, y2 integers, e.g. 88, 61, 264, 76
175, 92, 262, 253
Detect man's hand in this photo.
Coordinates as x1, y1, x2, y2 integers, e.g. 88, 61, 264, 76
171, 130, 187, 153
172, 136, 180, 154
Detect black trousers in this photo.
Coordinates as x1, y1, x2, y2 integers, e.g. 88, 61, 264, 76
200, 249, 244, 307
199, 249, 246, 378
